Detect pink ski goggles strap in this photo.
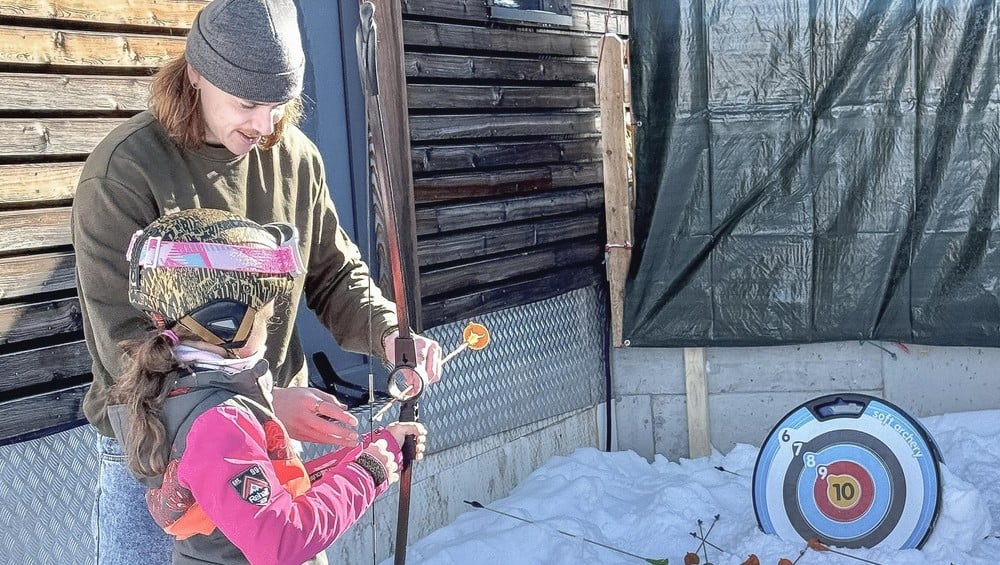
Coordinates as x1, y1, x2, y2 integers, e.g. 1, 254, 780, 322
127, 228, 305, 276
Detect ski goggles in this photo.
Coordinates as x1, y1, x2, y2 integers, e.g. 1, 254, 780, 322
127, 221, 304, 349
127, 222, 305, 277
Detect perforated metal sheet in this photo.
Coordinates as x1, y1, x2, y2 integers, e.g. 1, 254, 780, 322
0, 286, 608, 564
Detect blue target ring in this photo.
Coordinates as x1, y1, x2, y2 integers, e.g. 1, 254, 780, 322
752, 394, 942, 549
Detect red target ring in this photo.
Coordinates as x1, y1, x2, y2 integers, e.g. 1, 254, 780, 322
813, 460, 875, 523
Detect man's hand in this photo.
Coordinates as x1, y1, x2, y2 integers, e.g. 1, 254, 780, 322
383, 330, 442, 387
272, 386, 359, 446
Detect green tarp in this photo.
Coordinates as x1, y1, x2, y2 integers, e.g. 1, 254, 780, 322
626, 0, 999, 346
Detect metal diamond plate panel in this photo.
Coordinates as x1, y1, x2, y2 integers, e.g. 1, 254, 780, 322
418, 285, 608, 451
0, 285, 608, 564
0, 425, 98, 564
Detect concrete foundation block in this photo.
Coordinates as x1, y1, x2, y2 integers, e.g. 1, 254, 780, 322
707, 342, 884, 393
614, 394, 656, 461
883, 345, 1000, 417
650, 394, 689, 461
612, 347, 686, 396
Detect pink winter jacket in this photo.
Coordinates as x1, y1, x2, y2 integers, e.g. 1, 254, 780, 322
168, 404, 401, 565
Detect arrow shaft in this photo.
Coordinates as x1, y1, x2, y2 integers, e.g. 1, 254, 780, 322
441, 342, 469, 365
467, 501, 666, 564
823, 547, 883, 565
690, 532, 727, 554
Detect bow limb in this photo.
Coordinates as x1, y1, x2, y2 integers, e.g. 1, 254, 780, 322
357, 2, 420, 564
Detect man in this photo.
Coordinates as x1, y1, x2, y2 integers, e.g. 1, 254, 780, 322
71, 0, 440, 563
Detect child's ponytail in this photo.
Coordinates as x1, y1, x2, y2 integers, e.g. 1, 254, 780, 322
111, 330, 185, 477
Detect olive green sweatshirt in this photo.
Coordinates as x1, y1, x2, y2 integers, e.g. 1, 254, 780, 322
72, 111, 398, 437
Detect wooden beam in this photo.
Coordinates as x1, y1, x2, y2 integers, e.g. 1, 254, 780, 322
574, 0, 628, 11
413, 162, 602, 203
598, 34, 632, 347
0, 384, 88, 446
684, 347, 711, 458
363, 0, 422, 330
401, 0, 488, 21
572, 7, 628, 35
422, 265, 602, 327
0, 0, 207, 28
412, 138, 600, 173
0, 340, 91, 392
408, 84, 595, 110
420, 239, 600, 297
0, 162, 82, 205
0, 118, 127, 157
409, 111, 599, 141
0, 250, 76, 300
0, 297, 82, 345
0, 73, 151, 112
417, 212, 601, 267
415, 186, 604, 236
404, 20, 599, 57
405, 52, 595, 82
400, 0, 627, 35
0, 26, 184, 68
0, 207, 72, 253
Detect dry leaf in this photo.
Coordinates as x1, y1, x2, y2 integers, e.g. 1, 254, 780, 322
808, 537, 829, 552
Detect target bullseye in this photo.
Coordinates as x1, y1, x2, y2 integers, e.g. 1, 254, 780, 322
814, 460, 875, 522
753, 394, 942, 550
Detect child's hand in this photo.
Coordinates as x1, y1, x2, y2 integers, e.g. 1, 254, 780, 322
386, 422, 428, 462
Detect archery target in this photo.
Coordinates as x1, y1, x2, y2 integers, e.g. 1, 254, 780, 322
752, 394, 942, 549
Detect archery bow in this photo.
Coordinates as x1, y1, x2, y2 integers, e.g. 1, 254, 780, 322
357, 3, 423, 564
357, 4, 493, 562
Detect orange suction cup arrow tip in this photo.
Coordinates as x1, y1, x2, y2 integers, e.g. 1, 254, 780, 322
463, 322, 490, 350
441, 322, 491, 366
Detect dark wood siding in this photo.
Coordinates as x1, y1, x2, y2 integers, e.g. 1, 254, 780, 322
0, 0, 204, 444
401, 0, 628, 327
0, 0, 631, 442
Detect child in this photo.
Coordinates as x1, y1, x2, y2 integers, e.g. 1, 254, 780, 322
107, 208, 426, 565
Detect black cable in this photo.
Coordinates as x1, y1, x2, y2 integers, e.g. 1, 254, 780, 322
603, 283, 614, 452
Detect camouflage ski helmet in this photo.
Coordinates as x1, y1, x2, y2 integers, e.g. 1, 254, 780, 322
127, 208, 305, 349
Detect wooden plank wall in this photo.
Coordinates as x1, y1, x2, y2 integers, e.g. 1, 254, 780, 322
0, 0, 630, 442
0, 0, 205, 444
401, 0, 629, 326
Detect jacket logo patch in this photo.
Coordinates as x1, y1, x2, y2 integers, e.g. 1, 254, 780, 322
230, 465, 270, 506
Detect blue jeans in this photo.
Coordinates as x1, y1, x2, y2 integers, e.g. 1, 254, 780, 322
93, 435, 173, 565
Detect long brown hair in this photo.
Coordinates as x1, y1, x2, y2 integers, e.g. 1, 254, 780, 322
110, 327, 193, 477
149, 57, 303, 151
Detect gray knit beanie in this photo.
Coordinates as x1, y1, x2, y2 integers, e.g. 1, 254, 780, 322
185, 0, 304, 103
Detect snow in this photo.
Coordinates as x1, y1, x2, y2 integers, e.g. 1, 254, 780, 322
391, 409, 1000, 565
